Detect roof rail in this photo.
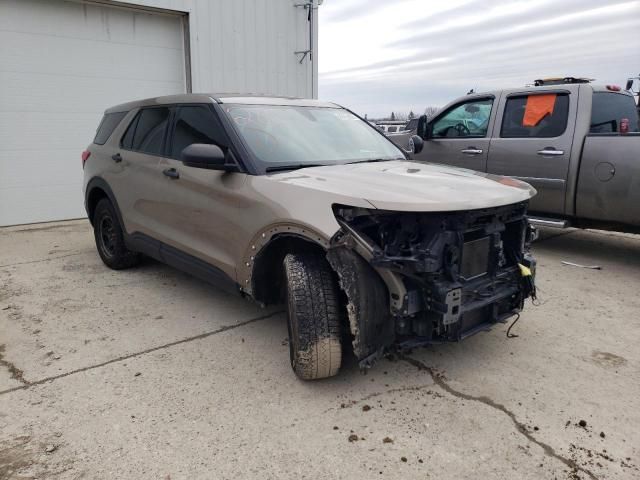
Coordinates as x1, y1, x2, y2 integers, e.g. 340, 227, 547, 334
533, 77, 594, 86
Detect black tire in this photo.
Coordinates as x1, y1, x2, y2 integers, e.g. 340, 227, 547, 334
283, 252, 343, 380
93, 198, 140, 270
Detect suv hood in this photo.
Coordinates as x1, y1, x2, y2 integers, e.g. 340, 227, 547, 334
266, 160, 536, 211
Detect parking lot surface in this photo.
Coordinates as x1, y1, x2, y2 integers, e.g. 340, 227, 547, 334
1, 220, 639, 479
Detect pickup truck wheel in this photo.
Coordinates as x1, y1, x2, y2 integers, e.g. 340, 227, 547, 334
93, 198, 140, 270
283, 252, 343, 380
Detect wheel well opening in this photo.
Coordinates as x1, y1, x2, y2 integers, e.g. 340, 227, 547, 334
251, 235, 326, 306
86, 187, 108, 225
251, 235, 359, 361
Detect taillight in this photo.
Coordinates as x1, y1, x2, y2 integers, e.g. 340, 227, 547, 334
81, 150, 91, 168
606, 84, 621, 91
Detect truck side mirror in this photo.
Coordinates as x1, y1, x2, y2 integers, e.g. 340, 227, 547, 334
625, 79, 633, 91
417, 115, 429, 140
409, 135, 424, 155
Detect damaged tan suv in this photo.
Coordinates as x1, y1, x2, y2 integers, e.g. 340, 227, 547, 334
82, 94, 537, 380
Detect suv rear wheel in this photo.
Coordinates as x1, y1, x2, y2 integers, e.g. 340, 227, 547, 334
283, 252, 343, 380
93, 198, 140, 270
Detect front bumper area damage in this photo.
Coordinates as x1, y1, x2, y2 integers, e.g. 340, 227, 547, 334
327, 202, 536, 369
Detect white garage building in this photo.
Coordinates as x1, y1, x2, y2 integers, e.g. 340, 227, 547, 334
0, 0, 319, 226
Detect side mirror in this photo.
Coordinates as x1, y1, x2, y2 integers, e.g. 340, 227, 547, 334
181, 144, 236, 171
625, 79, 633, 91
417, 115, 429, 140
409, 135, 424, 155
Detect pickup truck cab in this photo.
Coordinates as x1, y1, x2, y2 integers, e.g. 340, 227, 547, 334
394, 79, 640, 233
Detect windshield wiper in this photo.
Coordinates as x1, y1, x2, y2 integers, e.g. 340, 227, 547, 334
265, 164, 326, 173
345, 158, 403, 165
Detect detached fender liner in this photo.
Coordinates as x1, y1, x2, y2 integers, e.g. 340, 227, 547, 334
326, 247, 394, 365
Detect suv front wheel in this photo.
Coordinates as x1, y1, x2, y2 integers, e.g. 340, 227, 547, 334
283, 253, 343, 380
93, 198, 140, 270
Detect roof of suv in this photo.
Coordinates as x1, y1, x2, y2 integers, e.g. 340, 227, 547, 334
105, 94, 340, 114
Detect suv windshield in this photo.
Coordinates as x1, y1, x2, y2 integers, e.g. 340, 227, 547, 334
223, 104, 404, 170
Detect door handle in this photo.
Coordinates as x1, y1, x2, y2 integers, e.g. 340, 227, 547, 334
461, 147, 483, 155
163, 168, 180, 179
536, 148, 564, 156
111, 153, 122, 163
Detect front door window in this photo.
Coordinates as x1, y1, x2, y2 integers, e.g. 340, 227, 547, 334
431, 99, 493, 138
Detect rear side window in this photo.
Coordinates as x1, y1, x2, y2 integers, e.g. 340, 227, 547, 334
121, 113, 139, 150
94, 112, 127, 145
501, 93, 569, 138
590, 92, 640, 134
170, 106, 229, 159
122, 107, 171, 155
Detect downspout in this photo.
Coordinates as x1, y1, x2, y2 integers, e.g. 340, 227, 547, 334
294, 1, 320, 99
311, 0, 319, 99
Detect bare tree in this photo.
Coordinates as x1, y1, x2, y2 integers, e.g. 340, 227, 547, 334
424, 106, 440, 119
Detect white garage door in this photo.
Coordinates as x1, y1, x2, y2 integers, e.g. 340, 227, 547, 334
0, 0, 187, 226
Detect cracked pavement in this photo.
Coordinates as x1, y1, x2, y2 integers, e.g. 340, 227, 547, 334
1, 220, 639, 479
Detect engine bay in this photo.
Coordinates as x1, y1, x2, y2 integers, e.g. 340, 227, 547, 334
329, 202, 536, 365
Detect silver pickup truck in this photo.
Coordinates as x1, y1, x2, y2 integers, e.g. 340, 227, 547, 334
392, 78, 640, 233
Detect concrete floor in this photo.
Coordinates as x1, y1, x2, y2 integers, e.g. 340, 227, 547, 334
0, 220, 638, 480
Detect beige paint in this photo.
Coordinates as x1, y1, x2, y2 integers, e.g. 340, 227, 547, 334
259, 160, 535, 212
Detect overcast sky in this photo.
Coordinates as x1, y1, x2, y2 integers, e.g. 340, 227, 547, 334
318, 0, 640, 118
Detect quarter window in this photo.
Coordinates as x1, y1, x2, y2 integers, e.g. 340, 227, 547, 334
126, 107, 171, 155
501, 93, 569, 138
94, 112, 127, 145
590, 92, 639, 134
432, 98, 493, 138
170, 106, 228, 159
